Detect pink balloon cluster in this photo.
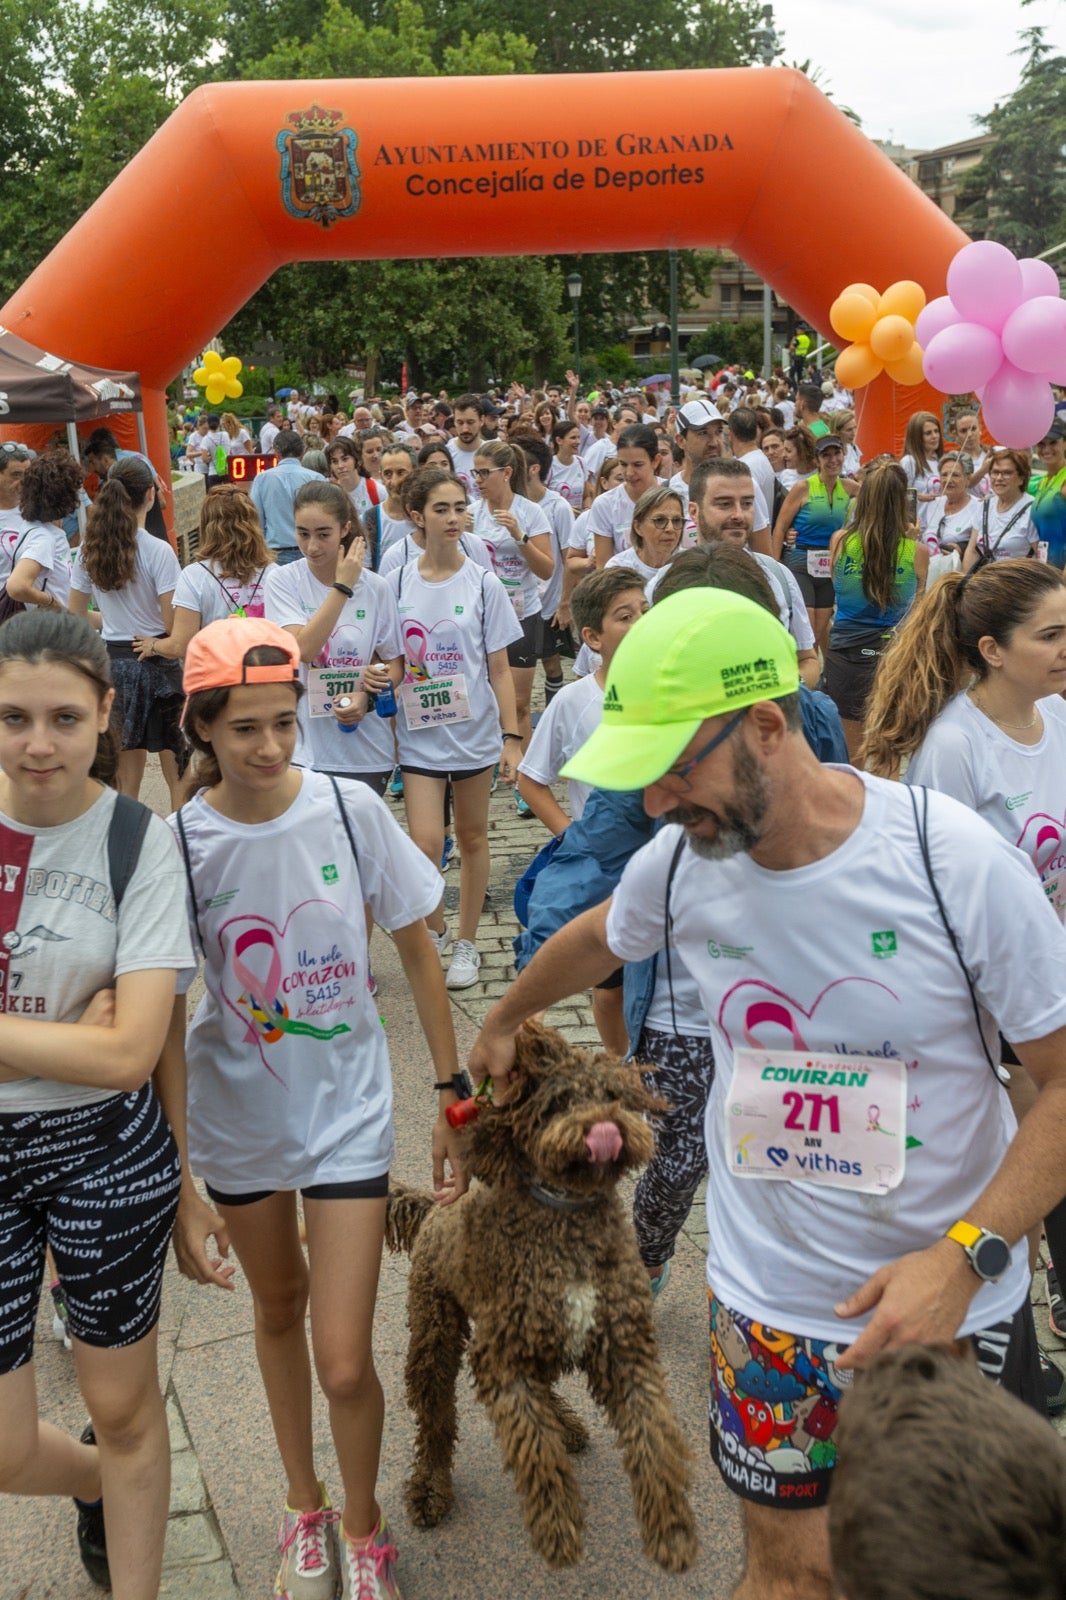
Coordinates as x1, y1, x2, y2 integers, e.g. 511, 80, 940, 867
916, 242, 1064, 447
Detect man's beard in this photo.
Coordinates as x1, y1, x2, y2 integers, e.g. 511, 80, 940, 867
666, 739, 769, 861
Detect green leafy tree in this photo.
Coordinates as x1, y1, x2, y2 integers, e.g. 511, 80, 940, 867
956, 26, 1066, 254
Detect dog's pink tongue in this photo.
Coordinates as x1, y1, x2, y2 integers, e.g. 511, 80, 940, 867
585, 1121, 623, 1164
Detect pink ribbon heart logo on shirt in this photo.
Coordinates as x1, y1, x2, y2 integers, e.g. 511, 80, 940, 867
218, 904, 357, 1081
718, 977, 900, 1055
403, 622, 433, 682
1014, 811, 1066, 879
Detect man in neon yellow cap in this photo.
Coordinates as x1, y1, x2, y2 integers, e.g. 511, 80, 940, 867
470, 587, 1066, 1599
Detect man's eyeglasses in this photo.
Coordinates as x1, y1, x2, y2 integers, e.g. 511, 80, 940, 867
657, 709, 748, 792
0, 443, 34, 461
471, 466, 505, 481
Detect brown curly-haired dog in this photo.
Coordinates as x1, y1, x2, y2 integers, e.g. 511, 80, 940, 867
385, 1021, 698, 1572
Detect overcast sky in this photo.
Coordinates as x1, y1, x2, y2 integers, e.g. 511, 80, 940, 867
767, 0, 1066, 152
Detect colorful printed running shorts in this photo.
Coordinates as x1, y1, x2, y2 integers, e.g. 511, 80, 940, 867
708, 1286, 1044, 1508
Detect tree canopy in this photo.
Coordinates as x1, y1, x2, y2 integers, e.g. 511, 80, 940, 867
1, 0, 762, 385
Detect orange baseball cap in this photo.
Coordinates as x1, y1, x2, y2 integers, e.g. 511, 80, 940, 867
181, 617, 300, 713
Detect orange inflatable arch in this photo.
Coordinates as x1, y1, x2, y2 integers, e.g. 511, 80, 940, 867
1, 67, 966, 481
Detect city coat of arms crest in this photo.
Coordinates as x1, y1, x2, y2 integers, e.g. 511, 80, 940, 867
277, 104, 361, 227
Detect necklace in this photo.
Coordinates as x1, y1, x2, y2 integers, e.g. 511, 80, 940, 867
970, 693, 1039, 732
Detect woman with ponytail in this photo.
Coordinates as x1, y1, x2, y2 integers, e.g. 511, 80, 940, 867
132, 484, 273, 663
69, 457, 185, 807
823, 462, 928, 760
0, 609, 194, 1598
864, 557, 1066, 1409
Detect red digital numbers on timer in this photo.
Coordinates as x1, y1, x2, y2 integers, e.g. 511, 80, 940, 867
227, 453, 277, 482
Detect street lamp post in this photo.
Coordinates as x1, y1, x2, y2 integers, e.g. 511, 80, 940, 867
567, 271, 583, 368
756, 6, 779, 381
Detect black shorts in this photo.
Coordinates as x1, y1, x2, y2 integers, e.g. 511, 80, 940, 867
595, 966, 625, 992
823, 640, 887, 722
319, 768, 391, 798
784, 547, 835, 609
205, 1174, 389, 1207
0, 1085, 180, 1373
508, 613, 544, 669
540, 618, 576, 660
400, 763, 493, 783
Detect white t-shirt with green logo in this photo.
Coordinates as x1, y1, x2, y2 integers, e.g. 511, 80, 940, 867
171, 771, 442, 1190
606, 771, 1066, 1340
265, 561, 403, 775
907, 691, 1066, 920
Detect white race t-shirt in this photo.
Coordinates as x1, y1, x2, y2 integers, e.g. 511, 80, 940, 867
365, 506, 414, 568
973, 495, 1037, 562
265, 561, 402, 775
446, 438, 481, 499
582, 437, 613, 481
605, 772, 1066, 1340
473, 495, 552, 619
172, 559, 271, 623
738, 447, 777, 513
537, 489, 575, 619
199, 430, 228, 472
171, 771, 442, 1190
901, 455, 942, 534
607, 546, 660, 584
926, 495, 981, 550
567, 508, 596, 557
572, 641, 601, 678
589, 482, 641, 555
0, 513, 72, 606
907, 692, 1066, 920
0, 789, 192, 1112
518, 673, 604, 821
547, 455, 587, 509
70, 529, 181, 639
259, 421, 280, 455
378, 532, 490, 580
387, 557, 523, 770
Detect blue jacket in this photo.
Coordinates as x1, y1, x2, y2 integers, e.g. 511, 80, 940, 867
513, 685, 848, 1053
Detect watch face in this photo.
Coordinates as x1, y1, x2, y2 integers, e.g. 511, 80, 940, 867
973, 1233, 1011, 1280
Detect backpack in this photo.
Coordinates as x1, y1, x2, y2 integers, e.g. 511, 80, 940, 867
108, 793, 153, 912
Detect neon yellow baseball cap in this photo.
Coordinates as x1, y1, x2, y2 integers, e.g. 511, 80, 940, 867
560, 589, 799, 790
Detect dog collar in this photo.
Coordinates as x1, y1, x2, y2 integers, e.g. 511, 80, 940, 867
524, 1176, 604, 1212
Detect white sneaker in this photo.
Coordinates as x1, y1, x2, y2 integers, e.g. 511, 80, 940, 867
428, 924, 452, 960
276, 1482, 340, 1600
445, 940, 481, 989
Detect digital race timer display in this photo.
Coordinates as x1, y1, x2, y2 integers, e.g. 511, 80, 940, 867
226, 453, 278, 481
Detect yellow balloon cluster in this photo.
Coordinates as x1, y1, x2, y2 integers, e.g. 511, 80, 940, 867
193, 350, 243, 406
830, 281, 926, 390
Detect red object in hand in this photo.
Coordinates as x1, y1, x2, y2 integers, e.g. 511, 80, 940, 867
445, 1098, 482, 1129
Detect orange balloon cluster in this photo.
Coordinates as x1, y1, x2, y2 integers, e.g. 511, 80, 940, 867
830, 281, 926, 389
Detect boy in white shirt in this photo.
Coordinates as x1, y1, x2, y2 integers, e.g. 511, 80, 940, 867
517, 568, 647, 832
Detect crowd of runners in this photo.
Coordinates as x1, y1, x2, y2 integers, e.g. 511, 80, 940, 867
1, 358, 1066, 1600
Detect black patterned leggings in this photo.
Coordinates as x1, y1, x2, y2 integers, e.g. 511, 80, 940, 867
633, 1027, 715, 1270
0, 1084, 181, 1374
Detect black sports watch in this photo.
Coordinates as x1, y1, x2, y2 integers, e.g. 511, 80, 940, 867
434, 1069, 474, 1099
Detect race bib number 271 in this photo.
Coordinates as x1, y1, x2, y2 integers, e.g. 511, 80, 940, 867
726, 1047, 907, 1195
